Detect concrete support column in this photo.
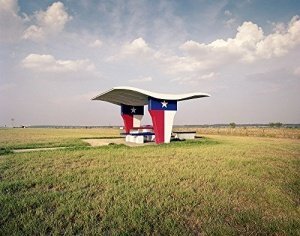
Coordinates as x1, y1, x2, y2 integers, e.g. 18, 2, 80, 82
148, 97, 177, 144
121, 104, 144, 133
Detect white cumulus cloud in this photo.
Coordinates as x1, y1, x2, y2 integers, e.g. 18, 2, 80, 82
22, 54, 95, 73
23, 1, 71, 41
256, 16, 300, 59
106, 37, 152, 61
0, 0, 24, 43
89, 39, 103, 48
106, 16, 300, 84
123, 37, 151, 55
108, 37, 207, 73
181, 15, 300, 64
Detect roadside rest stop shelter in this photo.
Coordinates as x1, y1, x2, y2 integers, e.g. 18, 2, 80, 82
92, 86, 210, 144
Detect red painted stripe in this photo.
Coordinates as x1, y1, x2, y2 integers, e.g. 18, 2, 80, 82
121, 114, 133, 133
149, 110, 164, 144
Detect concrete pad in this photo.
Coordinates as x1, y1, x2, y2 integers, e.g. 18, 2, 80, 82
82, 138, 155, 147
12, 138, 156, 153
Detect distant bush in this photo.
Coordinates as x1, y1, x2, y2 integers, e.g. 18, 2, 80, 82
269, 122, 283, 128
229, 122, 236, 128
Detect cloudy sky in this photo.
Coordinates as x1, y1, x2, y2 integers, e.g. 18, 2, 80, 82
0, 0, 299, 126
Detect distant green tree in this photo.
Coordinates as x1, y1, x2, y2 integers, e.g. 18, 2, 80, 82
269, 122, 283, 128
229, 122, 236, 128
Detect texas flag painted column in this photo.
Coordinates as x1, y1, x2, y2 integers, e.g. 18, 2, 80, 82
121, 104, 144, 133
148, 97, 177, 144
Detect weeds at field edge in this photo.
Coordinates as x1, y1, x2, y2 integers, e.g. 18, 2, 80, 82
0, 148, 13, 156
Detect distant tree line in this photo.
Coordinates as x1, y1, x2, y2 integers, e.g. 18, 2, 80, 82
228, 122, 284, 128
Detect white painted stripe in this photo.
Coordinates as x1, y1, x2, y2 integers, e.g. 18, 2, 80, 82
164, 111, 176, 143
133, 115, 143, 127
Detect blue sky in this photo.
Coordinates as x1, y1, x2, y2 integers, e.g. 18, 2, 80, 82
0, 0, 300, 126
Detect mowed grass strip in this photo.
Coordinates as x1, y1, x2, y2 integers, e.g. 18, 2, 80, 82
0, 134, 299, 235
192, 127, 300, 139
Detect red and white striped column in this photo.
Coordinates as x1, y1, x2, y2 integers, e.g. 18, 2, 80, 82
148, 97, 177, 144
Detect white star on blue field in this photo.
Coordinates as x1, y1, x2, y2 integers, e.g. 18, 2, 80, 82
131, 107, 136, 114
0, 0, 299, 126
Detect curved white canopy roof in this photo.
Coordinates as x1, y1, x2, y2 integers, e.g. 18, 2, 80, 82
92, 86, 210, 106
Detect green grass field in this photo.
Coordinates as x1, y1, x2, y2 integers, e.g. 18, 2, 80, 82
0, 128, 120, 150
0, 128, 299, 235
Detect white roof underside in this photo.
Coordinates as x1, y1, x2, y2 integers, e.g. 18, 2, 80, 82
92, 86, 210, 106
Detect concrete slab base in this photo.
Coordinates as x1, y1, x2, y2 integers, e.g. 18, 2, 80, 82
82, 138, 155, 147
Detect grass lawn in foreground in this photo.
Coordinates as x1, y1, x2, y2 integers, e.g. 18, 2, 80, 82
0, 130, 299, 235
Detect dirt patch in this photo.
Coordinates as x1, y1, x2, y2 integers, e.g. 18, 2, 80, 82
82, 138, 124, 146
